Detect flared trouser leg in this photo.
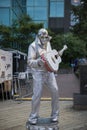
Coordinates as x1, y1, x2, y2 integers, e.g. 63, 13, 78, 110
29, 72, 59, 121
47, 73, 59, 119
29, 73, 43, 120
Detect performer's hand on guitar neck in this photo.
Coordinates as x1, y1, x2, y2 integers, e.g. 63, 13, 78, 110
58, 44, 68, 57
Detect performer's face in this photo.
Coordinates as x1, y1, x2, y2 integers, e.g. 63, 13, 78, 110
39, 35, 49, 45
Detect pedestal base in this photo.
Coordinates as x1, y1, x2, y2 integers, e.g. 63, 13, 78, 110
26, 118, 59, 130
73, 93, 87, 110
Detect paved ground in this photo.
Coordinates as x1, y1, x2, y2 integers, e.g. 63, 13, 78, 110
14, 73, 80, 100
0, 73, 87, 130
0, 100, 87, 130
42, 73, 80, 98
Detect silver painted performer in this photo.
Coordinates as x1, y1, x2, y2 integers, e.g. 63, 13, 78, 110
27, 28, 64, 125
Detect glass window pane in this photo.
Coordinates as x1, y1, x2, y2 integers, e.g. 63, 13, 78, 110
57, 2, 64, 17
34, 0, 47, 6
27, 7, 47, 20
27, 0, 34, 6
27, 0, 47, 6
27, 7, 34, 19
50, 0, 64, 17
27, 0, 48, 27
0, 8, 10, 25
34, 7, 47, 20
50, 3, 56, 17
0, 0, 10, 7
12, 0, 18, 7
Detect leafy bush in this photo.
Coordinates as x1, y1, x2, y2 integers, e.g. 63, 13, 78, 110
50, 33, 87, 65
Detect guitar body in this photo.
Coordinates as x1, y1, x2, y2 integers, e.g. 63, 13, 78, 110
41, 45, 68, 72
41, 49, 62, 72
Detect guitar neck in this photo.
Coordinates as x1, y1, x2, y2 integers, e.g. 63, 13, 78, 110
58, 46, 67, 57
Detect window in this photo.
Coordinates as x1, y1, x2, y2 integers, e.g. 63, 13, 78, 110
0, 8, 10, 25
50, 0, 64, 17
11, 0, 26, 21
0, 0, 10, 7
27, 0, 48, 28
27, 0, 47, 6
27, 7, 47, 20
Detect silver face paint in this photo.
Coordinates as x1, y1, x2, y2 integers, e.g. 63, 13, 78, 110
38, 28, 51, 45
39, 35, 49, 45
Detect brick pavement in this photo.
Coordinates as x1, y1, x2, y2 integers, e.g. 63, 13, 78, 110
42, 73, 80, 98
0, 73, 87, 130
12, 73, 80, 99
0, 100, 87, 130
14, 73, 80, 101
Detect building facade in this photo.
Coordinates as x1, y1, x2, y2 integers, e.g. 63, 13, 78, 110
0, 0, 79, 33
0, 0, 26, 26
27, 0, 71, 33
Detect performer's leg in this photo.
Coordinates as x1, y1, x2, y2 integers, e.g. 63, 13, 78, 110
47, 73, 59, 122
29, 72, 43, 124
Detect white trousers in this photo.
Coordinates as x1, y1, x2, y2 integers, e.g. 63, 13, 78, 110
29, 71, 59, 120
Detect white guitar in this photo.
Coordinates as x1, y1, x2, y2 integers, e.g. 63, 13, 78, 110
41, 45, 68, 72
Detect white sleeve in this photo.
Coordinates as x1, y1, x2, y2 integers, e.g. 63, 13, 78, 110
27, 44, 39, 68
47, 42, 52, 52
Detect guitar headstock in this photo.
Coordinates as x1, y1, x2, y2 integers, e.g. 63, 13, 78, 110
63, 45, 68, 50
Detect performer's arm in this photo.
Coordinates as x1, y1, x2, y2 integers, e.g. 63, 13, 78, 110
28, 45, 44, 68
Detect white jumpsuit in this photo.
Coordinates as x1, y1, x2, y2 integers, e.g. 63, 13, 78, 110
28, 36, 59, 122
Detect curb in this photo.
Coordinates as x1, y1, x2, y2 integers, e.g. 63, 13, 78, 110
15, 97, 73, 101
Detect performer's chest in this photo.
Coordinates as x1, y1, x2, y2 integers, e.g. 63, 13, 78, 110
36, 45, 47, 58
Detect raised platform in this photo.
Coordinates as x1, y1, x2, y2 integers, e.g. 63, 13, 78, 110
26, 118, 59, 130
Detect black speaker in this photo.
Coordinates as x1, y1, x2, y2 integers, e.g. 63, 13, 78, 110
79, 64, 87, 94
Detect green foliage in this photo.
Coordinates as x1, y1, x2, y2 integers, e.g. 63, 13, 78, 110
71, 0, 87, 42
11, 14, 43, 53
50, 33, 87, 65
0, 14, 87, 68
0, 25, 12, 48
0, 14, 43, 53
64, 33, 87, 60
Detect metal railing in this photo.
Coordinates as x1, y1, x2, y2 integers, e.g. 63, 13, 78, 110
0, 71, 33, 101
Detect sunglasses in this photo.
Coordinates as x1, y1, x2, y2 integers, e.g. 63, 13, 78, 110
40, 36, 49, 39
